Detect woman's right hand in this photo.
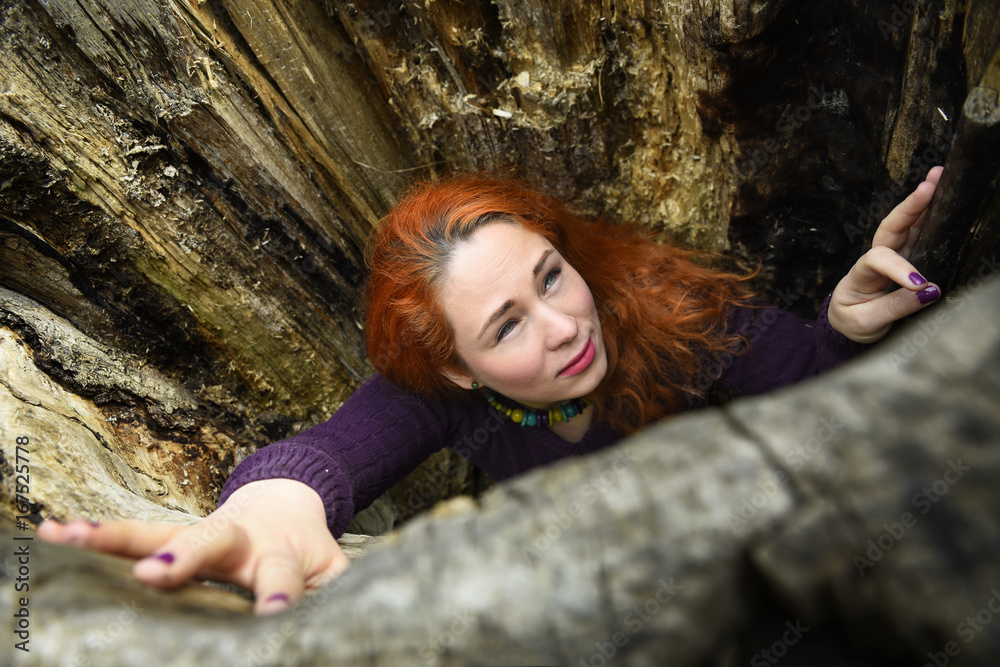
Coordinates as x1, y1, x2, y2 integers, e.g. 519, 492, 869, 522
37, 479, 349, 614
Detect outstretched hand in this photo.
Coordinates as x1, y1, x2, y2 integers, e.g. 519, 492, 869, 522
37, 479, 348, 614
828, 166, 944, 343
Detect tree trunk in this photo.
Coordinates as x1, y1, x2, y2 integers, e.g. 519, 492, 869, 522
1, 0, 999, 658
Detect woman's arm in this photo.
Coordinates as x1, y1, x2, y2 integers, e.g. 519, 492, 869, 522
713, 293, 863, 398
218, 374, 447, 537
39, 374, 450, 613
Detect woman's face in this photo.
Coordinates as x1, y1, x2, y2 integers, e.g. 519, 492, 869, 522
438, 221, 608, 408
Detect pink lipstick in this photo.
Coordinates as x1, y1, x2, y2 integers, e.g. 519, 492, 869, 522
559, 337, 596, 377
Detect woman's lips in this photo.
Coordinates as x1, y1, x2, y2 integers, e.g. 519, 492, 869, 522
558, 337, 596, 377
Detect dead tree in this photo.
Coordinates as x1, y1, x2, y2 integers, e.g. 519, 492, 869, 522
1, 1, 999, 660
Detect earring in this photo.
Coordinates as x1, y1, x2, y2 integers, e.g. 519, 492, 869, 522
471, 382, 480, 390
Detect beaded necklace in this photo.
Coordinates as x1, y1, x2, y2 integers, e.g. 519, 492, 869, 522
483, 391, 594, 427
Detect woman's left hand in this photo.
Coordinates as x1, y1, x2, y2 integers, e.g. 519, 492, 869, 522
828, 166, 944, 343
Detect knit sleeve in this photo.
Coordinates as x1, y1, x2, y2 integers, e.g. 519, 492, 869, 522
217, 374, 449, 538
714, 292, 867, 397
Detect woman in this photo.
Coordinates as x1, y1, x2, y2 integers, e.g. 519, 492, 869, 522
39, 168, 944, 614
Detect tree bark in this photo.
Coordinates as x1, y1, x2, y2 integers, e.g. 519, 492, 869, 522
909, 81, 1000, 290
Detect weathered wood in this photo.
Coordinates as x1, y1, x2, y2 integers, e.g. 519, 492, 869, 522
962, 0, 1000, 90
910, 81, 1000, 290
0, 286, 232, 521
1, 4, 999, 660
1, 0, 385, 420
3, 275, 998, 666
711, 0, 969, 312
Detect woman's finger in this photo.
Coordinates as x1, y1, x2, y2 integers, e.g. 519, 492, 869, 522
872, 166, 943, 254
253, 537, 351, 614
832, 246, 942, 340
38, 518, 185, 558
252, 549, 309, 614
131, 518, 251, 589
840, 245, 924, 297
841, 282, 941, 341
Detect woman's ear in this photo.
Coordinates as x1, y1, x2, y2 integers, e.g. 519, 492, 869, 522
439, 367, 476, 390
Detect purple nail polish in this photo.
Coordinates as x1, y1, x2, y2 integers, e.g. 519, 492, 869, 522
88, 521, 101, 528
266, 593, 289, 604
917, 285, 940, 304
909, 272, 927, 286
153, 552, 175, 564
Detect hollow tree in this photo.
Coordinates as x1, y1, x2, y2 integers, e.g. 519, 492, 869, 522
0, 0, 999, 662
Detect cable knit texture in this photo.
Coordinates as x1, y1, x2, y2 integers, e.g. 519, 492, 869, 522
218, 298, 865, 536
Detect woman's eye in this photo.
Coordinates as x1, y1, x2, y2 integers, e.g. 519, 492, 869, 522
497, 320, 516, 342
544, 268, 561, 291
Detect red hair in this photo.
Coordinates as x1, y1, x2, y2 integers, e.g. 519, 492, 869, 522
365, 175, 752, 434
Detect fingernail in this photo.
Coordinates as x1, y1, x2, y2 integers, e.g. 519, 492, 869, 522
917, 285, 940, 304
909, 272, 927, 286
261, 592, 291, 614
88, 521, 101, 528
153, 552, 175, 564
64, 523, 89, 544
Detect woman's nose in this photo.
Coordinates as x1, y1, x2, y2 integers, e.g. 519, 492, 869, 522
543, 305, 578, 349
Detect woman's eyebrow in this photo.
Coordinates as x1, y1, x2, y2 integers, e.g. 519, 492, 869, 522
476, 249, 556, 340
532, 249, 555, 277
478, 300, 514, 340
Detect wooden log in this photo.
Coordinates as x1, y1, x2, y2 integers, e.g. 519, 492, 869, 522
910, 78, 1000, 291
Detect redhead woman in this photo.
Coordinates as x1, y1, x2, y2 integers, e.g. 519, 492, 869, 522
39, 168, 944, 614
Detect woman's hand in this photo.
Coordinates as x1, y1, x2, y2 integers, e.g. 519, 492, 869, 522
37, 479, 348, 614
828, 166, 944, 343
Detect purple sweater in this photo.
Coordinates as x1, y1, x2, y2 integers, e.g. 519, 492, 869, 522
219, 296, 864, 537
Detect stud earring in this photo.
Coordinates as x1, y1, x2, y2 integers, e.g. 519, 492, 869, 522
471, 382, 480, 390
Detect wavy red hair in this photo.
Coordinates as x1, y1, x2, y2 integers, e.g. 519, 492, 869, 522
365, 175, 752, 434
